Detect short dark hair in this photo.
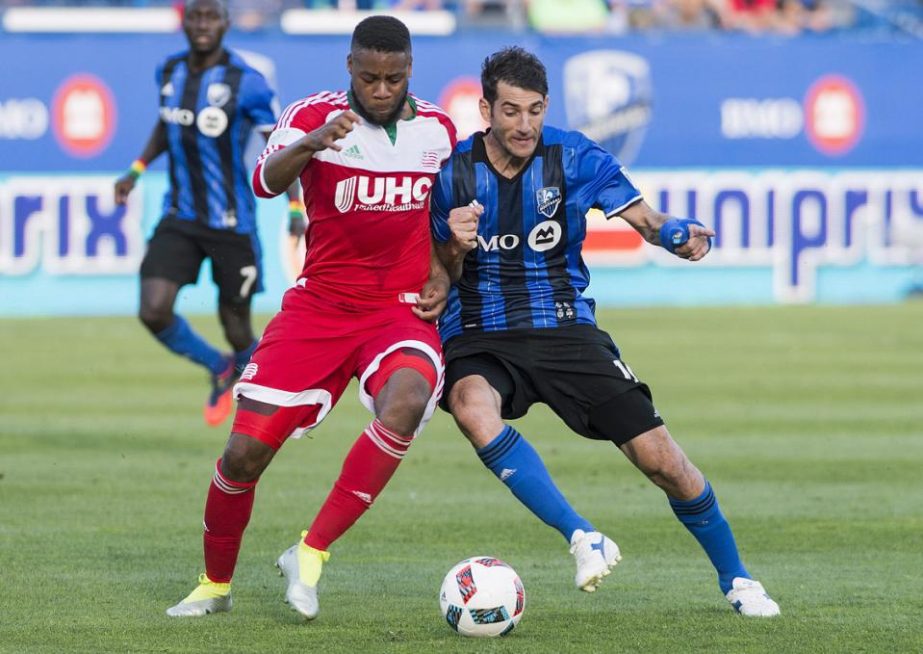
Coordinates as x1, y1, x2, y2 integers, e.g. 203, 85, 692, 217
351, 15, 412, 54
185, 0, 228, 18
481, 47, 548, 106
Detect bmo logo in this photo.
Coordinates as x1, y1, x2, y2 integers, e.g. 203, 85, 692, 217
478, 221, 563, 252
159, 106, 195, 126
0, 98, 49, 140
334, 175, 432, 213
528, 220, 562, 252
720, 74, 865, 157
52, 75, 116, 158
478, 234, 520, 251
804, 75, 864, 156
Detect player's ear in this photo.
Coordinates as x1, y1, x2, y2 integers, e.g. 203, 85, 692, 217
407, 55, 413, 79
543, 95, 549, 112
479, 97, 491, 124
346, 53, 353, 75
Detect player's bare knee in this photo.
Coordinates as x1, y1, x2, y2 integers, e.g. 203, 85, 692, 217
447, 378, 504, 445
220, 433, 274, 482
448, 402, 494, 445
643, 455, 702, 498
138, 303, 172, 333
375, 371, 431, 435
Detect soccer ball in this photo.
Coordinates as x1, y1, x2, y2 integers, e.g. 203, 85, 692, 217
439, 556, 525, 637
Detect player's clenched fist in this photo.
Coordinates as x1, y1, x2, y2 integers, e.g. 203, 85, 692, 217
448, 200, 483, 252
674, 223, 715, 262
113, 175, 136, 205
303, 110, 360, 152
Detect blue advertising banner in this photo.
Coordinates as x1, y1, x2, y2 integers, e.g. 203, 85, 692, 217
1, 33, 921, 315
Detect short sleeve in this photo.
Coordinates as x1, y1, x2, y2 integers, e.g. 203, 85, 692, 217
572, 135, 642, 218
240, 69, 279, 131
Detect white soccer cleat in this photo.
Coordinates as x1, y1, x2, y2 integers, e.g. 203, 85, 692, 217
165, 573, 232, 617
569, 529, 622, 592
276, 532, 330, 620
726, 577, 781, 617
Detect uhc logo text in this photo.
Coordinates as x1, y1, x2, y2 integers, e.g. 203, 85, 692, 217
334, 175, 432, 213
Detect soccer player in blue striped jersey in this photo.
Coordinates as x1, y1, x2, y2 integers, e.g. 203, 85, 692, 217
431, 47, 780, 617
114, 0, 303, 426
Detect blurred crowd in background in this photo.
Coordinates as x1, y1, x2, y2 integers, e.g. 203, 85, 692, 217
1, 0, 922, 36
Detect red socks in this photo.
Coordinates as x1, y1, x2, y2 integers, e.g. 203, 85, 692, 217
305, 419, 413, 551
203, 459, 257, 583
200, 418, 414, 580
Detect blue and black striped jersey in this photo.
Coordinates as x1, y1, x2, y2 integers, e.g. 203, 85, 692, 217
431, 126, 642, 342
156, 49, 278, 234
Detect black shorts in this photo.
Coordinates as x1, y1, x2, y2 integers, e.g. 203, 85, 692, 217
442, 325, 664, 446
140, 217, 263, 304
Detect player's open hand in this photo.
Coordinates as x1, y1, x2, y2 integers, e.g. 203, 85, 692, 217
413, 274, 450, 322
448, 200, 483, 252
304, 110, 360, 153
114, 175, 136, 205
674, 223, 715, 261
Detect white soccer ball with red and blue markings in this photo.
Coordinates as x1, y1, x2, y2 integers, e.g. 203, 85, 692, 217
439, 556, 525, 637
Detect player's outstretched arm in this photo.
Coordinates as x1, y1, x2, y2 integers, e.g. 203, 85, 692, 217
434, 201, 483, 281
618, 200, 715, 261
114, 121, 167, 205
259, 110, 359, 196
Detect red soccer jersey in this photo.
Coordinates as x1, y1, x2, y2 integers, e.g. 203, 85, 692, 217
254, 91, 456, 306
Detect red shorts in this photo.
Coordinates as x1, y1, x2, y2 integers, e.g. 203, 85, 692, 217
232, 286, 444, 448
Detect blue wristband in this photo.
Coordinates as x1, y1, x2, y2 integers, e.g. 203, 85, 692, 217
659, 218, 709, 254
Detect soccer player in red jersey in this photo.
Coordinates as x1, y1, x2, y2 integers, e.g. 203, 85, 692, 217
166, 15, 456, 619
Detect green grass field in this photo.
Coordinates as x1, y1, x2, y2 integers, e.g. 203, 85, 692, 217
2, 305, 922, 653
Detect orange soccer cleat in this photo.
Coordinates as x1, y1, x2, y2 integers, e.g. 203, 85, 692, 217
204, 358, 238, 426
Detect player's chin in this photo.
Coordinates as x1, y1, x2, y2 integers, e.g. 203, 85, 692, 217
508, 139, 536, 158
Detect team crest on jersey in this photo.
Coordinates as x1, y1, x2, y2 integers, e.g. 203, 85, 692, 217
207, 83, 232, 108
563, 50, 652, 165
421, 150, 441, 171
536, 187, 562, 218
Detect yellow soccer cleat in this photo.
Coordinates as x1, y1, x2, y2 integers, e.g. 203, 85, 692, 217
276, 531, 330, 620
165, 573, 232, 617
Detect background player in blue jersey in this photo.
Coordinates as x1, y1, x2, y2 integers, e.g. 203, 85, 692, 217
431, 46, 780, 617
114, 0, 303, 426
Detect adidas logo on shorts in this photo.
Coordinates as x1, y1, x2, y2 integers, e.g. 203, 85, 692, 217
240, 362, 259, 381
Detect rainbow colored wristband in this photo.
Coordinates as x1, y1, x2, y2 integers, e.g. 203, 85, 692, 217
288, 200, 304, 219
127, 159, 147, 181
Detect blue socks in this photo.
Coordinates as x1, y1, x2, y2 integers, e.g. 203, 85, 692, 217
154, 315, 227, 375
477, 426, 594, 541
233, 340, 258, 374
670, 481, 749, 594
